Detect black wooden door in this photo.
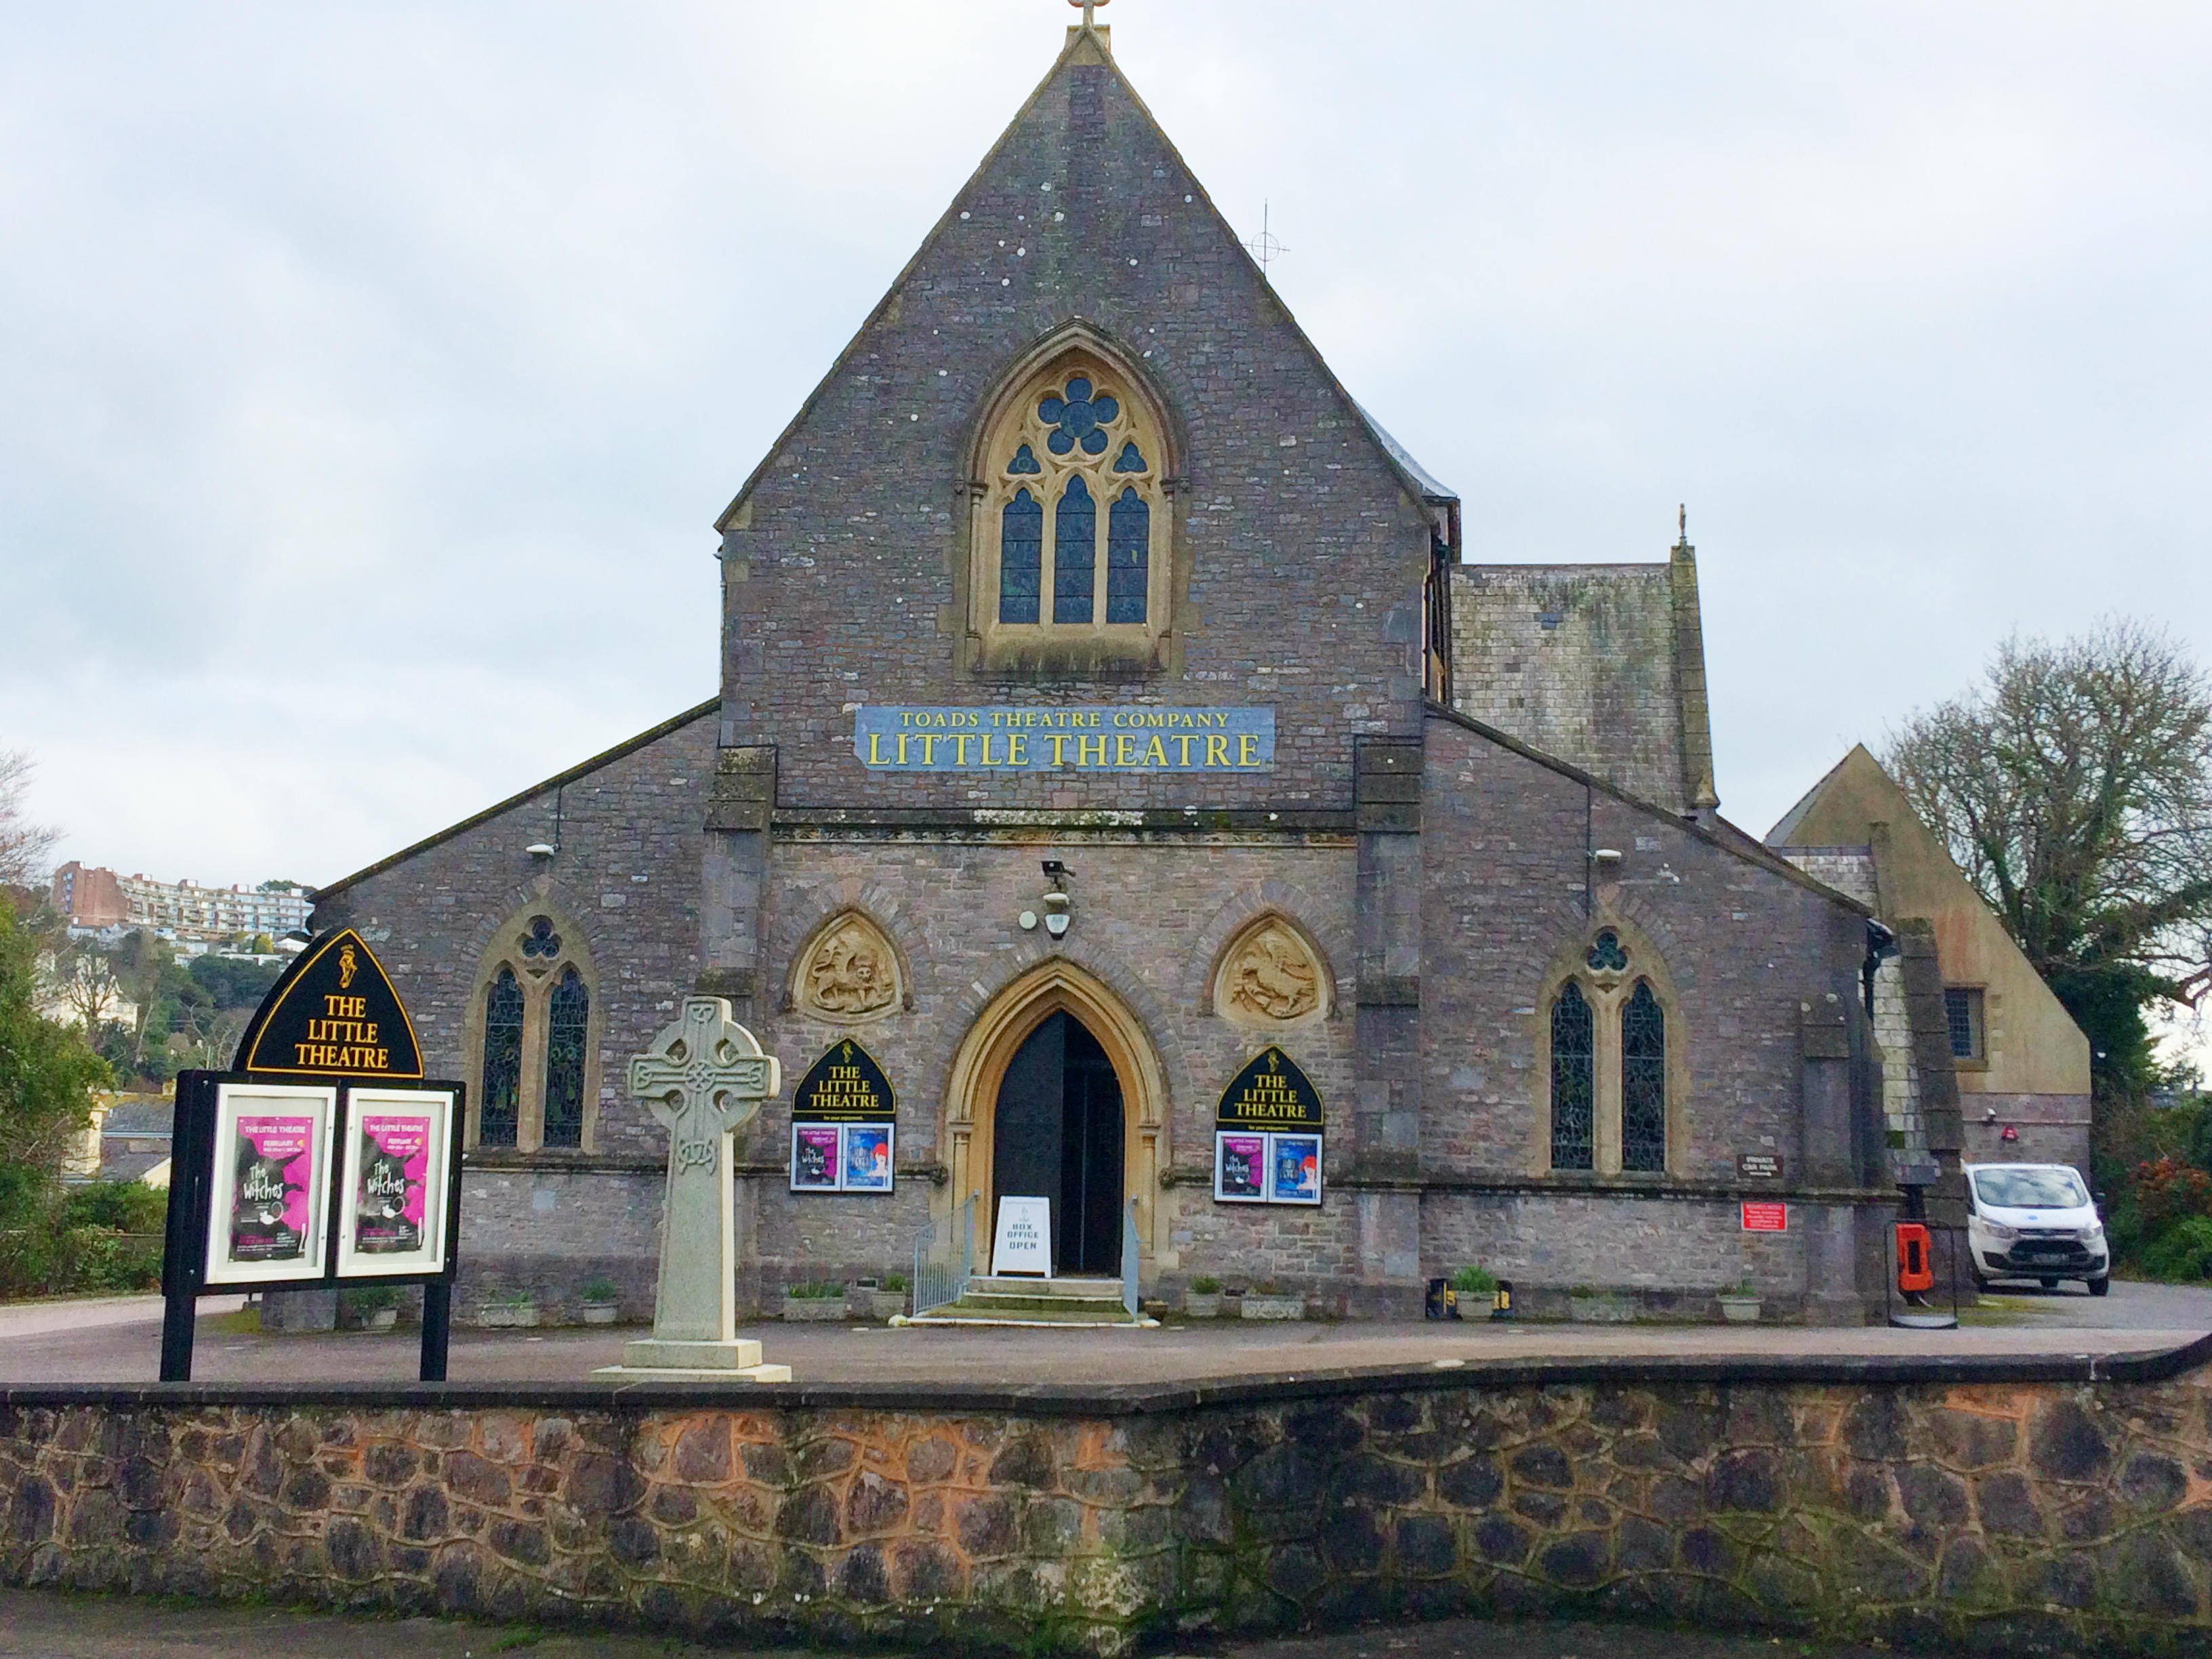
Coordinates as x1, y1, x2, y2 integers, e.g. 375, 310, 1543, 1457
992, 1012, 1124, 1275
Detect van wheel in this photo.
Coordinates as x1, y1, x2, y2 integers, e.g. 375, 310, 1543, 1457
2089, 1276, 2110, 1297
2039, 1275, 2060, 1289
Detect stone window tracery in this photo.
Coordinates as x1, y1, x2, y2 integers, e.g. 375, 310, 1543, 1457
467, 912, 600, 1153
970, 346, 1172, 671
1545, 933, 1677, 1176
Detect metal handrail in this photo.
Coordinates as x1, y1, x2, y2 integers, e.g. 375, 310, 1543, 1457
913, 1190, 979, 1318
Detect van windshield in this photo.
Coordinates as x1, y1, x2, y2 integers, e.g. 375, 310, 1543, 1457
1973, 1168, 2088, 1210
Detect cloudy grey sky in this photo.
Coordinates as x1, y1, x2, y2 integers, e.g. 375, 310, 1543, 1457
5, 2, 2209, 896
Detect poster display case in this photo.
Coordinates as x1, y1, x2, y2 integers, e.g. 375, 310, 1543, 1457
201, 1083, 338, 1286
1212, 1045, 1326, 1208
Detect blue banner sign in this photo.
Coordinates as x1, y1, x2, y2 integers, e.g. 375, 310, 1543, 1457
854, 705, 1275, 772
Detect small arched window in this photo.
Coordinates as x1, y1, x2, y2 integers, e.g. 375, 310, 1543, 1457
969, 347, 1172, 670
1621, 981, 1666, 1173
1549, 982, 1595, 1171
480, 968, 524, 1148
542, 966, 589, 1149
469, 916, 598, 1153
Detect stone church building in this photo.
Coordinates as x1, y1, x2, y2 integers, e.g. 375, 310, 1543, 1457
314, 22, 1929, 1323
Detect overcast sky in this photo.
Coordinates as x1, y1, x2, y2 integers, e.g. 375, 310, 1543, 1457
5, 5, 2208, 905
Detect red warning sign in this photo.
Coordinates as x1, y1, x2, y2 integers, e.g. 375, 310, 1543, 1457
1740, 1201, 1788, 1233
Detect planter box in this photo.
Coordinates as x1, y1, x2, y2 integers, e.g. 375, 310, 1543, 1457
783, 1296, 848, 1322
1568, 1296, 1632, 1324
478, 1303, 539, 1329
1184, 1292, 1222, 1319
1241, 1294, 1304, 1322
867, 1291, 907, 1321
579, 1302, 619, 1326
1718, 1296, 1763, 1325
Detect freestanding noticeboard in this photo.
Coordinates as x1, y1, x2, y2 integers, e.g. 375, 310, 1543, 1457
160, 928, 466, 1382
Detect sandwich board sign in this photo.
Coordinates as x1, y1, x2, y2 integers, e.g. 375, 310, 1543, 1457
160, 928, 466, 1382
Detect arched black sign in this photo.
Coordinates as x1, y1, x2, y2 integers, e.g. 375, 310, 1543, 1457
791, 1037, 897, 1123
1215, 1045, 1324, 1129
232, 928, 424, 1080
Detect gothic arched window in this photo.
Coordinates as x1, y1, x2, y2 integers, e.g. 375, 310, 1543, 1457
542, 966, 589, 1149
970, 346, 1172, 670
1621, 981, 1666, 1173
480, 968, 524, 1148
468, 915, 599, 1153
1549, 982, 1595, 1171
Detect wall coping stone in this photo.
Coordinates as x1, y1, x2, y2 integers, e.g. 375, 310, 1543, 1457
9, 1332, 2207, 1418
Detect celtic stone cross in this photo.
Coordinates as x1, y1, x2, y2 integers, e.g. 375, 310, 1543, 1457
615, 997, 781, 1374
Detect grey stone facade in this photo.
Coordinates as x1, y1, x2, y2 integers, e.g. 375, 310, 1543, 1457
313, 28, 1897, 1324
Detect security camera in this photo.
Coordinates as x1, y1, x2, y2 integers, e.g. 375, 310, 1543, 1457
1041, 859, 1067, 878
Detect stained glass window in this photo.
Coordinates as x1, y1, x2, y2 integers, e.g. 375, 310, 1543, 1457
542, 966, 588, 1151
1007, 443, 1041, 475
1106, 487, 1148, 624
521, 916, 560, 960
1000, 488, 1042, 623
1112, 441, 1146, 473
1040, 377, 1118, 457
1550, 982, 1595, 1171
1621, 981, 1666, 1172
1054, 475, 1096, 624
480, 967, 523, 1147
1586, 930, 1627, 972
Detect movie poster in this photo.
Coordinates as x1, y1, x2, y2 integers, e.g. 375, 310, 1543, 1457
1214, 1131, 1267, 1202
790, 1124, 841, 1191
204, 1084, 335, 1286
842, 1124, 894, 1193
1269, 1133, 1323, 1205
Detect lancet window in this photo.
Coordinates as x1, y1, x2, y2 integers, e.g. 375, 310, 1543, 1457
469, 913, 600, 1153
1545, 932, 1675, 1176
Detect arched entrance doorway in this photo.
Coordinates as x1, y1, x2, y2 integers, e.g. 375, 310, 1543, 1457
994, 1011, 1124, 1274
941, 959, 1167, 1276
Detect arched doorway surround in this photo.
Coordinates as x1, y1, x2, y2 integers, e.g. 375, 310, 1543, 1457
941, 958, 1168, 1263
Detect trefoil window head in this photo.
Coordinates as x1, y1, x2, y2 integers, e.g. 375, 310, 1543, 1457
1585, 930, 1628, 973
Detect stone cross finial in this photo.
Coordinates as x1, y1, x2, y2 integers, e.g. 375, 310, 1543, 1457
618, 998, 781, 1369
1067, 0, 1109, 29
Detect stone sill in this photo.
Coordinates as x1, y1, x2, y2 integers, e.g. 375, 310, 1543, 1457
8, 1333, 2206, 1415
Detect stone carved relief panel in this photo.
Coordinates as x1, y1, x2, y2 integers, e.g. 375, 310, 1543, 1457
796, 912, 902, 1023
1215, 918, 1327, 1027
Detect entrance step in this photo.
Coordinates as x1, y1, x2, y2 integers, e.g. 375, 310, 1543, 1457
903, 1274, 1155, 1328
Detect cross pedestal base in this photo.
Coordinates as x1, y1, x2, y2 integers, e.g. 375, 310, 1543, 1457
591, 1338, 790, 1385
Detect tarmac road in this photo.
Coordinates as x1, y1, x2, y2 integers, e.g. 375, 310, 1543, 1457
0, 1589, 1954, 1658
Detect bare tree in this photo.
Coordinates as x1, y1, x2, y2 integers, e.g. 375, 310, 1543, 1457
0, 750, 59, 893
49, 939, 125, 1033
1886, 619, 2212, 1095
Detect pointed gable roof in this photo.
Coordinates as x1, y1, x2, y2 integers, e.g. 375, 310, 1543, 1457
713, 23, 1453, 536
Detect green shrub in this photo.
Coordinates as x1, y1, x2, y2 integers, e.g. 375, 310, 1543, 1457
60, 1181, 167, 1236
1450, 1265, 1497, 1295
579, 1277, 619, 1303
787, 1281, 845, 1300
1189, 1275, 1222, 1294
340, 1286, 401, 1315
882, 1272, 907, 1292
2143, 1216, 2212, 1282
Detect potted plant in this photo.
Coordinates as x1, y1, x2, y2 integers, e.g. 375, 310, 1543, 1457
479, 1288, 538, 1329
1718, 1278, 1763, 1324
782, 1281, 847, 1322
1185, 1275, 1223, 1319
339, 1286, 401, 1332
1568, 1285, 1631, 1324
578, 1277, 621, 1325
1240, 1281, 1304, 1322
1450, 1265, 1497, 1319
869, 1274, 908, 1321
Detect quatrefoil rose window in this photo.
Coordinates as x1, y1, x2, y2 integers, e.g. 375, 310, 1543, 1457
975, 352, 1170, 663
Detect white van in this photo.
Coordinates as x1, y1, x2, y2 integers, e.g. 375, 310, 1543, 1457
1964, 1163, 2109, 1296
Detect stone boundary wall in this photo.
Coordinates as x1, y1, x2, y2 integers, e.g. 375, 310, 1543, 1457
5, 1347, 2212, 1656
